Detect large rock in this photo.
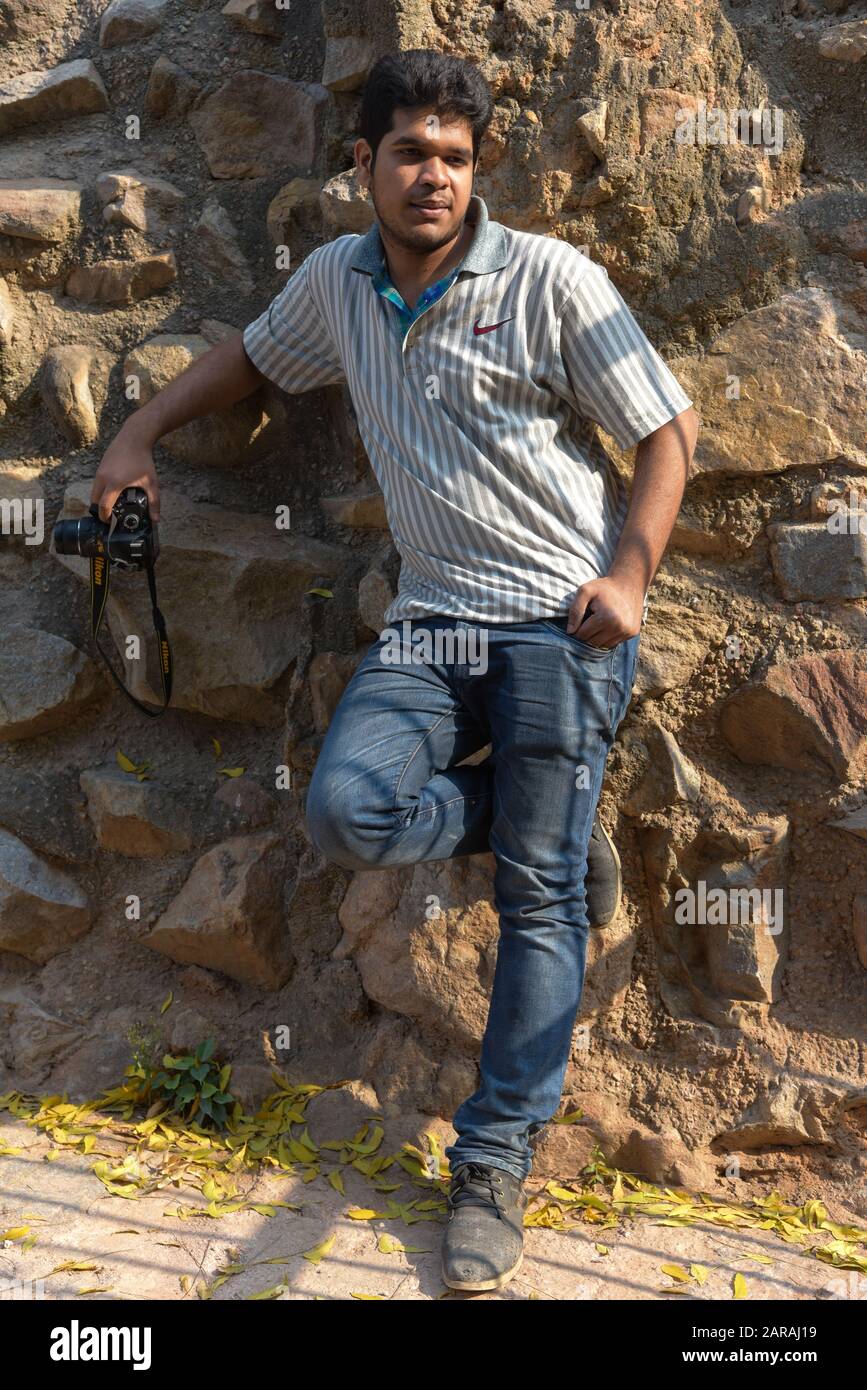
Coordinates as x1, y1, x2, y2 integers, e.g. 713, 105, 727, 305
194, 200, 254, 294
189, 71, 329, 178
307, 651, 358, 733
144, 55, 200, 119
65, 251, 176, 304
265, 178, 322, 248
39, 344, 111, 447
0, 829, 93, 964
697, 821, 790, 1004
319, 168, 374, 233
817, 19, 867, 62
0, 988, 88, 1088
79, 767, 198, 856
99, 0, 167, 47
576, 99, 609, 159
639, 807, 791, 1027
321, 36, 376, 92
334, 857, 500, 1048
95, 168, 184, 237
142, 832, 292, 989
0, 767, 93, 863
123, 333, 265, 465
669, 289, 867, 476
0, 60, 108, 136
720, 650, 867, 779
635, 600, 728, 696
0, 624, 103, 741
830, 802, 867, 842
716, 1074, 834, 1149
54, 482, 351, 724
622, 721, 701, 815
221, 0, 284, 37
768, 520, 867, 601
0, 179, 82, 242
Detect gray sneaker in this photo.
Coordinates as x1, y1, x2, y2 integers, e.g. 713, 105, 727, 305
585, 809, 622, 928
442, 1161, 528, 1292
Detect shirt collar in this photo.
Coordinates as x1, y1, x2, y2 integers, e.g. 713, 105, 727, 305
350, 194, 509, 279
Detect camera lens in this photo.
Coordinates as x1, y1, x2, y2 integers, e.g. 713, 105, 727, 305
53, 516, 101, 556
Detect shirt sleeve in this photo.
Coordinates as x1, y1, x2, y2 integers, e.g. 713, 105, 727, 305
242, 253, 347, 394
555, 264, 693, 451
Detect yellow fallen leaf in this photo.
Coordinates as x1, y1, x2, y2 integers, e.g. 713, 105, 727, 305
219, 767, 245, 777
306, 588, 333, 598
346, 1207, 379, 1220
160, 991, 173, 1014
301, 1235, 336, 1264
690, 1264, 709, 1284
0, 1226, 30, 1241
116, 750, 138, 772
733, 1272, 749, 1299
660, 1263, 690, 1282
212, 738, 222, 757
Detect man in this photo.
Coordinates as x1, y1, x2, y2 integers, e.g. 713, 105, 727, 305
92, 49, 698, 1293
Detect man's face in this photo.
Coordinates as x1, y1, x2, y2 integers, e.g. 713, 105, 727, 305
355, 105, 476, 254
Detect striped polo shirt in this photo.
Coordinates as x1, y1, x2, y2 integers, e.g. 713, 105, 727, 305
242, 193, 693, 627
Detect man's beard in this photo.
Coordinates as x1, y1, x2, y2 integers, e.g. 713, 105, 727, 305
370, 184, 466, 255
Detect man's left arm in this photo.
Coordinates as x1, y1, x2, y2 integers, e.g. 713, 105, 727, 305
554, 262, 700, 647
569, 405, 699, 646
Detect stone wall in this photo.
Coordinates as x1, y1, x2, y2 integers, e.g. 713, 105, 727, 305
0, 0, 865, 1211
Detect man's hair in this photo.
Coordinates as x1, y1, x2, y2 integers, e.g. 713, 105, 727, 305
359, 49, 494, 170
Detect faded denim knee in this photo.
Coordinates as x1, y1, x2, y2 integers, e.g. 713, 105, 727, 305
305, 763, 390, 871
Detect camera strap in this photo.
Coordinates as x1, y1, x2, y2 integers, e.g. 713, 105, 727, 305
89, 526, 173, 718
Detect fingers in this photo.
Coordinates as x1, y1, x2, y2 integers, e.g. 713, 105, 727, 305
91, 474, 160, 523
96, 483, 120, 523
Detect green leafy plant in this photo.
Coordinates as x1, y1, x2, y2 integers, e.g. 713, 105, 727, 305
126, 1033, 235, 1130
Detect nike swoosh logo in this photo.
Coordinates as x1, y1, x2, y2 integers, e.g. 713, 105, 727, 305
473, 315, 515, 336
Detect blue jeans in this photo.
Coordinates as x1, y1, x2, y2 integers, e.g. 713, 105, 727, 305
305, 614, 641, 1182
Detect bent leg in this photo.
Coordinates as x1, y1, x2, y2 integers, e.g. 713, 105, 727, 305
305, 620, 495, 871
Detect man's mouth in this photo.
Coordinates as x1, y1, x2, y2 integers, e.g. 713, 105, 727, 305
410, 201, 449, 218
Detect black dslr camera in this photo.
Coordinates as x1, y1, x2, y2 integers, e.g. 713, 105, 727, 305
53, 486, 172, 717
53, 485, 159, 569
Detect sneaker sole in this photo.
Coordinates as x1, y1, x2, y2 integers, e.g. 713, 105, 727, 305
442, 1244, 524, 1292
589, 818, 622, 929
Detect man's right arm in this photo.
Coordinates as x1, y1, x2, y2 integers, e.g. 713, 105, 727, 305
91, 331, 265, 522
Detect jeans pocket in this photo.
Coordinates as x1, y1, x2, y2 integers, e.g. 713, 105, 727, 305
538, 618, 616, 659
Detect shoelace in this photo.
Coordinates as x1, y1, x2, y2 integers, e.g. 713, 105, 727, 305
448, 1162, 506, 1213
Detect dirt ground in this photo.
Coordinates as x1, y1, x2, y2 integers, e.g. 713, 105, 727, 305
1, 1105, 863, 1304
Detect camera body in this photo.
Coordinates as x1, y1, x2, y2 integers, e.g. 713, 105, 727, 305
53, 486, 159, 570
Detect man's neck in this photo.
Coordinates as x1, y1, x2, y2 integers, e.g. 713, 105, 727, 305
380, 211, 475, 310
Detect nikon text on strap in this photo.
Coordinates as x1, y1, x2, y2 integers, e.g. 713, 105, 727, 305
89, 527, 173, 718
